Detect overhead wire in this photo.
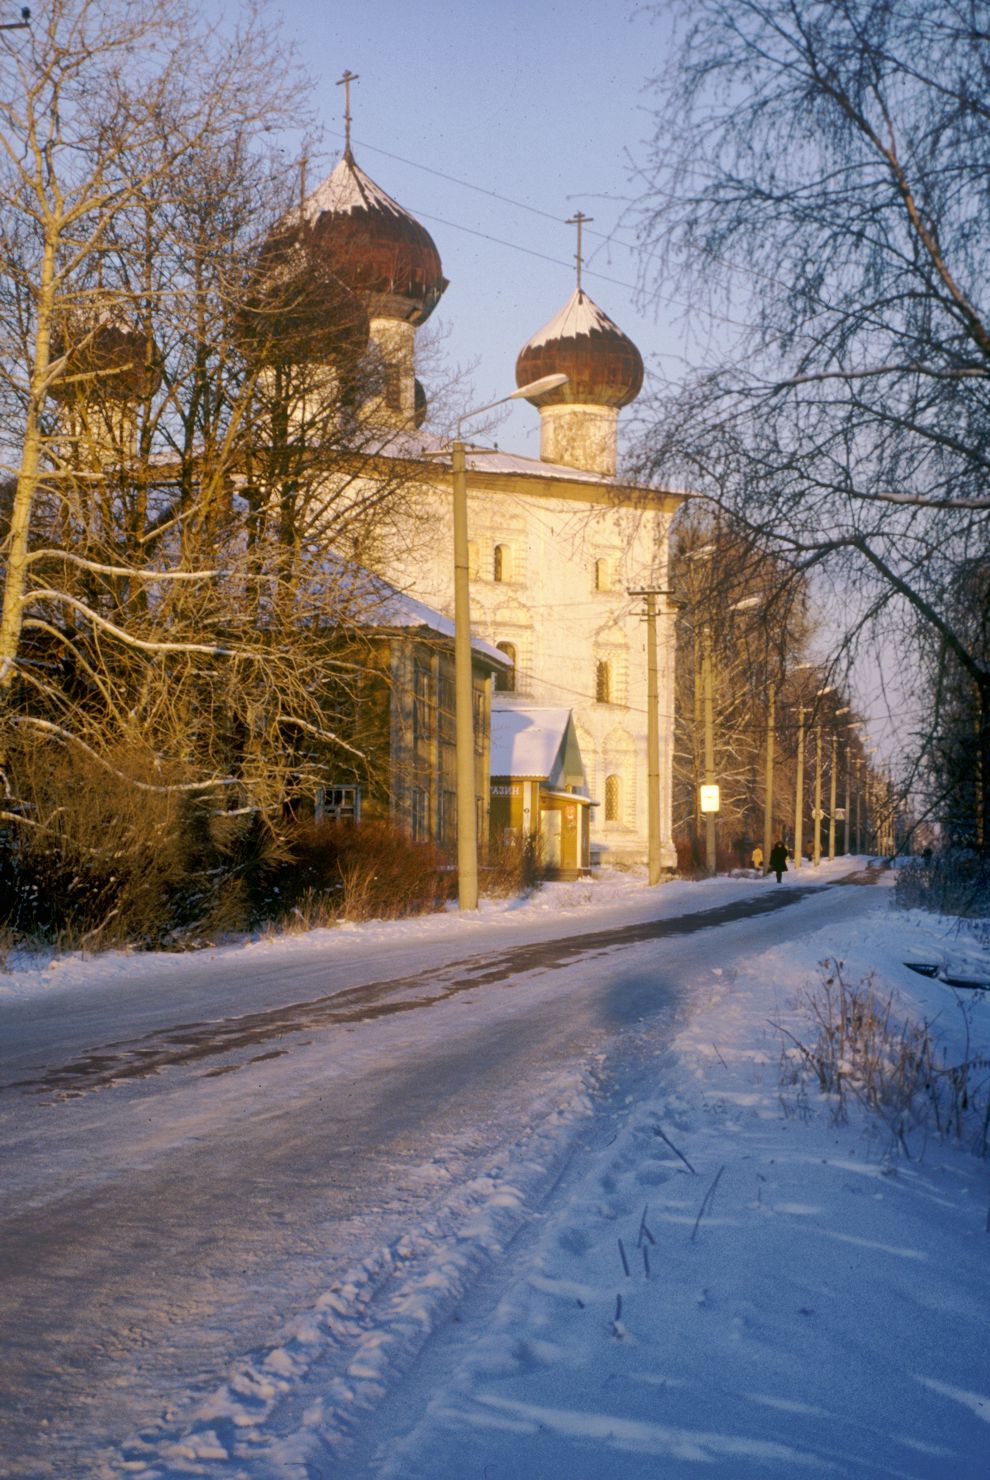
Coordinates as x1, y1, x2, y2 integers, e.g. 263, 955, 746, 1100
325, 131, 762, 339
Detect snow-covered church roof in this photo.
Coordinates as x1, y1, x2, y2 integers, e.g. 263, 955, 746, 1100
287, 152, 448, 326
515, 288, 644, 410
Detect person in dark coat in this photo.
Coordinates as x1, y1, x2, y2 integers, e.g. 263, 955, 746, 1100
769, 840, 789, 883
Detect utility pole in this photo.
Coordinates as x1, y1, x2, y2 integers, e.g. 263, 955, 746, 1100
451, 436, 479, 911
762, 682, 776, 874
813, 723, 823, 867
629, 588, 664, 885
828, 730, 838, 861
843, 740, 852, 855
793, 705, 806, 869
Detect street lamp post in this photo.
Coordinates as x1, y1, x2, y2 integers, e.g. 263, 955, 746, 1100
451, 373, 567, 910
701, 621, 716, 874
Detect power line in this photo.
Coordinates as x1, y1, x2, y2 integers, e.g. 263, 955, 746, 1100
324, 133, 760, 337
332, 129, 639, 252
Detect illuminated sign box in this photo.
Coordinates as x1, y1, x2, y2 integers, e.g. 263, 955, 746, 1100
699, 784, 720, 814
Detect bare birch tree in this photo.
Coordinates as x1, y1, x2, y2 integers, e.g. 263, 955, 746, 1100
0, 1, 429, 938
633, 0, 990, 849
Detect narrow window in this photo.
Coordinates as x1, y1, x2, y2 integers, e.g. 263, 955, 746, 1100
493, 543, 508, 582
595, 659, 611, 704
594, 557, 611, 592
605, 774, 621, 823
495, 641, 516, 693
384, 364, 402, 411
411, 787, 430, 841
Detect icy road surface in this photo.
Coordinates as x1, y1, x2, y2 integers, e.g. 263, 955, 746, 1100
2, 865, 986, 1478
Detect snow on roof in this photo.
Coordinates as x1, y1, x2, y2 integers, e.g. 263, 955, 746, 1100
375, 426, 671, 491
299, 156, 410, 224
490, 707, 573, 778
326, 553, 508, 666
522, 289, 624, 351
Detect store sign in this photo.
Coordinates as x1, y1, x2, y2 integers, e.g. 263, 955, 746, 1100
699, 784, 721, 814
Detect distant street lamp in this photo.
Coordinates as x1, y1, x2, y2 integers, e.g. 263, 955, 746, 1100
451, 373, 567, 910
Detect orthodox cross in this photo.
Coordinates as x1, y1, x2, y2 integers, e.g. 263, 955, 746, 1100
566, 211, 593, 293
336, 70, 360, 158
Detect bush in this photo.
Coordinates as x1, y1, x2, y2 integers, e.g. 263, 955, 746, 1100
0, 735, 292, 948
0, 734, 457, 947
482, 832, 542, 896
256, 818, 454, 924
894, 849, 990, 918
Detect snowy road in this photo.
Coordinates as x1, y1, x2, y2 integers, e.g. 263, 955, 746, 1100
0, 873, 885, 1476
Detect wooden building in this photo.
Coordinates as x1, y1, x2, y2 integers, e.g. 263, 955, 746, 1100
490, 706, 595, 879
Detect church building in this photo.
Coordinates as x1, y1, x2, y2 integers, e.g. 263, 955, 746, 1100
289, 132, 683, 869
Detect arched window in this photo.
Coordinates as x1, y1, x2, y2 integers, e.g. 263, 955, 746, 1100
495, 641, 516, 693
493, 543, 508, 582
605, 774, 621, 822
594, 557, 612, 592
595, 659, 611, 704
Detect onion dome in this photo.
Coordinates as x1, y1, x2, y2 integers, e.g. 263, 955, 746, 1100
237, 229, 369, 370
49, 307, 163, 404
515, 289, 643, 408
295, 153, 448, 326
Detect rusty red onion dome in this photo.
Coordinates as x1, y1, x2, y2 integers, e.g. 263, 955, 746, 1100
298, 152, 448, 326
515, 289, 643, 408
49, 310, 163, 403
237, 229, 370, 369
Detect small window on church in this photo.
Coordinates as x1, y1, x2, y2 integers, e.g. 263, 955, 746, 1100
384, 364, 402, 411
495, 641, 516, 693
467, 541, 480, 579
605, 774, 621, 822
594, 558, 612, 592
493, 544, 509, 582
595, 659, 611, 704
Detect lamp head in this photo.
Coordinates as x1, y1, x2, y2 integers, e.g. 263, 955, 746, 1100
512, 373, 568, 401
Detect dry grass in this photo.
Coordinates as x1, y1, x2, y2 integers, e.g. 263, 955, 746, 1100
775, 959, 990, 1158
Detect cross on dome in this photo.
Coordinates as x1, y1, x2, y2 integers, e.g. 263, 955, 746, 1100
566, 210, 593, 293
336, 69, 360, 160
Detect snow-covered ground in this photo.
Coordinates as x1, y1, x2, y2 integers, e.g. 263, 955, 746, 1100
1, 860, 988, 1478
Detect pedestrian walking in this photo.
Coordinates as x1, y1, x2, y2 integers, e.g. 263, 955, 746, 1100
769, 840, 789, 883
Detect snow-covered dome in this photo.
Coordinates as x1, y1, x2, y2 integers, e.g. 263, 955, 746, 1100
295, 153, 448, 326
515, 289, 643, 409
237, 230, 370, 369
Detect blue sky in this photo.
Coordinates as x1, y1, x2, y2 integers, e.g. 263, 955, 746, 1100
263, 2, 903, 755
270, 0, 680, 455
